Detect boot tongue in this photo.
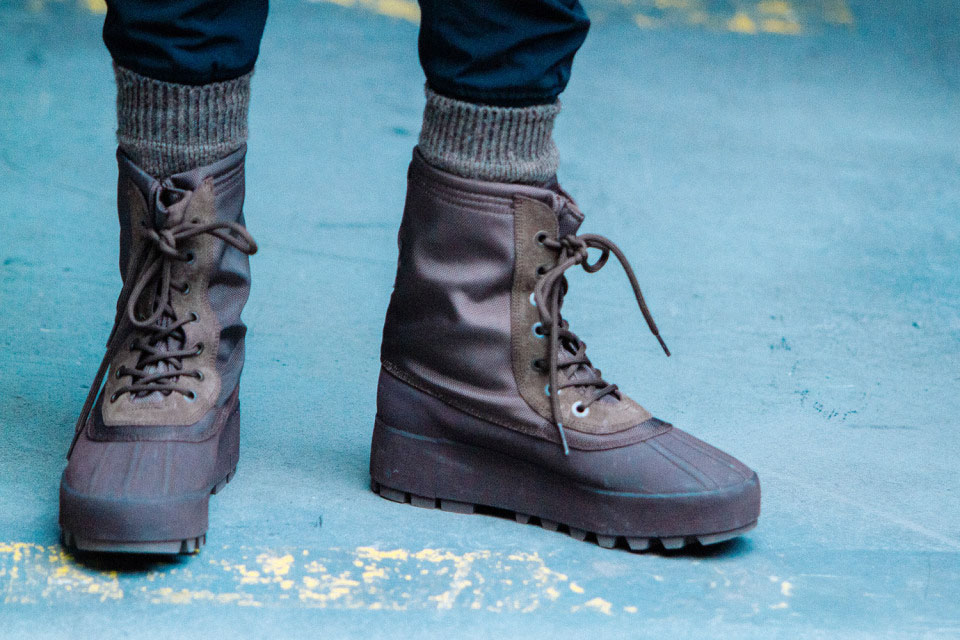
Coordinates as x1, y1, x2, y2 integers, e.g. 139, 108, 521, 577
130, 183, 190, 404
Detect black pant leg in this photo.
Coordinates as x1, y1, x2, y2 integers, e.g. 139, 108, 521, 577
103, 0, 269, 84
417, 0, 590, 106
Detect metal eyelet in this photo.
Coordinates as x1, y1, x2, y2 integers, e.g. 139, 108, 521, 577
531, 358, 543, 372
535, 265, 549, 277
572, 401, 589, 417
544, 383, 551, 396
190, 312, 199, 323
531, 322, 545, 338
195, 342, 204, 355
185, 251, 196, 265
529, 292, 536, 307
185, 391, 197, 402
109, 392, 121, 403
534, 231, 548, 246
182, 283, 190, 295
196, 371, 204, 381
114, 368, 123, 379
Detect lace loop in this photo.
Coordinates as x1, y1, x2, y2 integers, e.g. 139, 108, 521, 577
532, 231, 669, 455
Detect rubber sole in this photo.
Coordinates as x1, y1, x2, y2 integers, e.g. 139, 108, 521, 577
61, 466, 236, 556
370, 417, 760, 552
372, 478, 756, 551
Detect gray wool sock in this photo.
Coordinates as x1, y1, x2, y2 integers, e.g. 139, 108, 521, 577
114, 65, 252, 178
417, 86, 561, 184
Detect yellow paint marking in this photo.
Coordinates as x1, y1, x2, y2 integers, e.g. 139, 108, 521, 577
757, 0, 793, 17
633, 13, 657, 28
1, 541, 686, 613
583, 597, 614, 615
29, 0, 853, 36
727, 11, 758, 34
823, 0, 854, 25
308, 0, 420, 23
362, 567, 387, 583
84, 0, 106, 14
257, 553, 294, 577
761, 18, 802, 34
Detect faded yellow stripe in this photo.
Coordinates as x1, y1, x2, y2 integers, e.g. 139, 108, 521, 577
43, 0, 855, 34
306, 0, 421, 24
1, 541, 631, 613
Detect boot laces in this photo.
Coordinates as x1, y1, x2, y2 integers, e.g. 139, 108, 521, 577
70, 180, 257, 456
533, 231, 669, 455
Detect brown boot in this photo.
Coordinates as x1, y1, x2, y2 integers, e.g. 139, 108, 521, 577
59, 147, 257, 554
371, 150, 760, 551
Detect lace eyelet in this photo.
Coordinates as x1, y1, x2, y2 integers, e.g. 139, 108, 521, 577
529, 292, 536, 307
182, 283, 190, 295
185, 391, 197, 402
195, 342, 205, 355
185, 251, 196, 265
544, 383, 551, 396
531, 358, 543, 372
109, 392, 121, 403
531, 322, 545, 338
572, 401, 589, 417
535, 265, 548, 277
196, 371, 204, 381
114, 368, 122, 379
190, 312, 199, 323
534, 231, 548, 246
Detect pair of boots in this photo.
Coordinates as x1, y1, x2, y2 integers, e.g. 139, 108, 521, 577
60, 146, 760, 554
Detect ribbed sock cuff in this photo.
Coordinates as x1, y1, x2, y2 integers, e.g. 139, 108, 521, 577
115, 65, 251, 178
417, 86, 560, 184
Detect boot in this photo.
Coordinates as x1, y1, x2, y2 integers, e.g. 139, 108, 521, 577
371, 150, 760, 551
59, 146, 257, 554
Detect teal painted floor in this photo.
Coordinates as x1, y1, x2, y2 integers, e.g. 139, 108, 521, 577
1, 0, 959, 637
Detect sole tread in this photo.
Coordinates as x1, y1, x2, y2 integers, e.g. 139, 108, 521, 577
372, 479, 756, 553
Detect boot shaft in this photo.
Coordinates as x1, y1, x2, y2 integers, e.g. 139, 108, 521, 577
381, 150, 653, 446
98, 147, 255, 427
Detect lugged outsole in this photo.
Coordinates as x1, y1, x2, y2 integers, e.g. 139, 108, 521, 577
61, 467, 237, 556
371, 478, 756, 552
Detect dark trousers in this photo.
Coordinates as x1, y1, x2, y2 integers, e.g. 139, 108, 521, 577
103, 0, 589, 105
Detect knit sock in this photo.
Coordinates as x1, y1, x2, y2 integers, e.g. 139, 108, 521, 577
417, 86, 560, 184
114, 65, 252, 178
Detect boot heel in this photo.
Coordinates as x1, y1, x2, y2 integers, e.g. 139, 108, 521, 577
370, 417, 484, 513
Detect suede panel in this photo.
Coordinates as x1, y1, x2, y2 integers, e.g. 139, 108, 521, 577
101, 177, 222, 427
510, 196, 653, 435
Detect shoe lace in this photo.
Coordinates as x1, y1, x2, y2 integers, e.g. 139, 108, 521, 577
533, 232, 670, 455
69, 181, 257, 457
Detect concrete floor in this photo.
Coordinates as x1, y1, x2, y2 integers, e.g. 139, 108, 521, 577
1, 0, 959, 637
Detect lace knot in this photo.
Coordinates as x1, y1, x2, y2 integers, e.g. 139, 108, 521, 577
533, 228, 669, 454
